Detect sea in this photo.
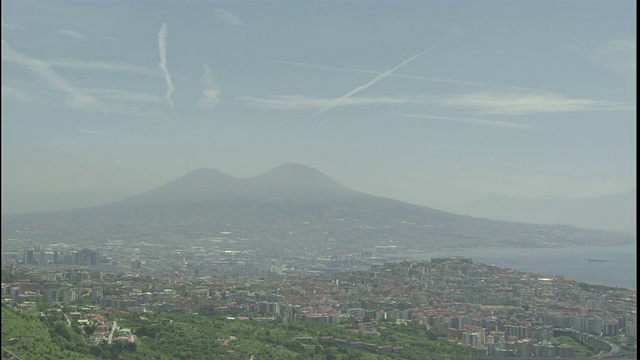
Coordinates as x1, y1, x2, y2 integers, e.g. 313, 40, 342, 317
400, 243, 636, 290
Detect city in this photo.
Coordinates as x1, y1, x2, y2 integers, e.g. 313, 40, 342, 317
2, 240, 636, 358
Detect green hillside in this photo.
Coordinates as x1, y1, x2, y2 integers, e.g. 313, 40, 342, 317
1, 306, 93, 359
2, 305, 480, 359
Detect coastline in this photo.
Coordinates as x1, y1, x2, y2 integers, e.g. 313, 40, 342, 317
398, 243, 636, 290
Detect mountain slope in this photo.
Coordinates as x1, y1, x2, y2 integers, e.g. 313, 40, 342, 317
124, 163, 364, 204
1, 306, 94, 359
124, 167, 243, 203
242, 163, 361, 201
1, 164, 634, 252
465, 190, 636, 233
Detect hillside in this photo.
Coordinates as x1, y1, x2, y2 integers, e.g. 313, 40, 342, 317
1, 306, 480, 360
1, 164, 634, 253
1, 305, 93, 359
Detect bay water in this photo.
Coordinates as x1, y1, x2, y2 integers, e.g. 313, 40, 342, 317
402, 243, 636, 290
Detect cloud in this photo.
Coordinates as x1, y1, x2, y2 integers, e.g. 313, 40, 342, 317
56, 29, 87, 40
309, 35, 455, 118
2, 51, 162, 111
1, 40, 105, 111
48, 58, 159, 76
103, 36, 118, 43
157, 22, 175, 109
435, 93, 635, 115
275, 60, 547, 93
1, 85, 35, 103
197, 64, 221, 109
82, 88, 163, 103
275, 60, 374, 75
308, 51, 425, 118
1, 21, 27, 31
588, 39, 636, 77
214, 9, 242, 25
240, 94, 416, 110
400, 114, 531, 129
2, 72, 164, 119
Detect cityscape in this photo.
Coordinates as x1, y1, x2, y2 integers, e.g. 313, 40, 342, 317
2, 237, 636, 358
2, 0, 635, 359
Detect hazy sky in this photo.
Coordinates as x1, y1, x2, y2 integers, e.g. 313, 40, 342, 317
1, 0, 636, 215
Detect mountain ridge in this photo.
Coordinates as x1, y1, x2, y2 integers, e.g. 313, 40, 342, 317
1, 163, 634, 252
124, 163, 363, 204
465, 189, 636, 233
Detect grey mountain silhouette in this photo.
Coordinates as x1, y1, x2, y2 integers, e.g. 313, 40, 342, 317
2, 163, 634, 250
123, 163, 363, 206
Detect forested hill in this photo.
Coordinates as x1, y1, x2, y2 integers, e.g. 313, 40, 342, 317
2, 305, 480, 360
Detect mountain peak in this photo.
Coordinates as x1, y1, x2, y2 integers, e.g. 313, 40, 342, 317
276, 162, 316, 170
261, 163, 325, 178
123, 167, 239, 203
123, 163, 359, 204
244, 163, 358, 200
189, 167, 227, 174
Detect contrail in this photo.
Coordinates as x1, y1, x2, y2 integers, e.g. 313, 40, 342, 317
309, 35, 455, 118
276, 60, 548, 93
214, 8, 242, 25
198, 64, 221, 109
400, 114, 531, 129
1, 39, 103, 110
56, 29, 87, 41
157, 22, 174, 109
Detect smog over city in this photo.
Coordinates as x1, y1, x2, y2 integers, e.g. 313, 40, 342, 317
1, 1, 636, 359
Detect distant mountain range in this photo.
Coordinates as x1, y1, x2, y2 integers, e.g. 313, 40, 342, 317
1, 163, 634, 252
464, 190, 636, 234
1, 188, 127, 215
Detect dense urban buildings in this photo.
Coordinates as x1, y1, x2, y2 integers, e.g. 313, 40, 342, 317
2, 240, 636, 358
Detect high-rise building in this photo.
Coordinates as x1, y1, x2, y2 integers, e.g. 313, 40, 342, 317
24, 249, 34, 265
62, 288, 77, 304
91, 287, 103, 300
43, 289, 60, 305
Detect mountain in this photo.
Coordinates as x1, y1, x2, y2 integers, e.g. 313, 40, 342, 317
124, 167, 244, 203
1, 164, 634, 253
124, 163, 362, 204
242, 163, 360, 201
1, 188, 127, 215
465, 190, 636, 233
124, 163, 358, 204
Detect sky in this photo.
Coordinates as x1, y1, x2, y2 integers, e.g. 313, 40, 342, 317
1, 0, 636, 221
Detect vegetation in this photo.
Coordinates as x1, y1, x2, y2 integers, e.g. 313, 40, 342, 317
552, 336, 595, 357
1, 305, 93, 359
2, 305, 480, 359
576, 282, 619, 292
